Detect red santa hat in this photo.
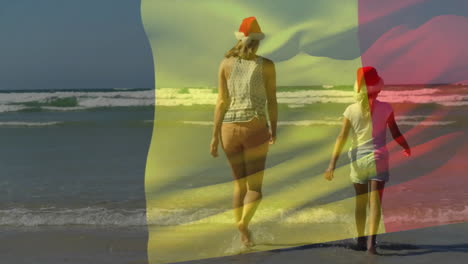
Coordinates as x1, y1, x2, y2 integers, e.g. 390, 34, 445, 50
234, 17, 265, 45
355, 66, 384, 94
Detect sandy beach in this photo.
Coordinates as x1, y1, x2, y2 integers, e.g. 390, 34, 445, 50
1, 222, 466, 264
0, 226, 148, 264
183, 222, 468, 264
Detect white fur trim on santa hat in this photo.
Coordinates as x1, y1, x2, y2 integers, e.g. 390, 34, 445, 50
234, 32, 265, 44
234, 32, 245, 40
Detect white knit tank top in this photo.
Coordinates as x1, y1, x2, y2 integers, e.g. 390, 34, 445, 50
223, 56, 267, 123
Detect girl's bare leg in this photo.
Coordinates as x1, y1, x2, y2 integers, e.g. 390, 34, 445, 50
353, 183, 369, 250
367, 180, 385, 254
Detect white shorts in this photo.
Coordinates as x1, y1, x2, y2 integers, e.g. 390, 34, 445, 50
348, 151, 389, 184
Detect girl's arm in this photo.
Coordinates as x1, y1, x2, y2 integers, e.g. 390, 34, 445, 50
210, 60, 229, 157
264, 59, 277, 144
325, 118, 351, 181
387, 112, 411, 156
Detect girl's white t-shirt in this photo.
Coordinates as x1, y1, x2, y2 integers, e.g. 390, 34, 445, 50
343, 100, 393, 159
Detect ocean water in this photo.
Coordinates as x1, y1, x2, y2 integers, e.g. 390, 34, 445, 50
0, 89, 154, 228
0, 86, 467, 263
0, 86, 467, 228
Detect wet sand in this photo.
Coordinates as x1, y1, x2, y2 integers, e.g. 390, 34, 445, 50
184, 222, 468, 264
3, 222, 466, 264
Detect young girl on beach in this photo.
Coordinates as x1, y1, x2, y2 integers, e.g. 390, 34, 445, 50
324, 67, 411, 254
210, 17, 278, 247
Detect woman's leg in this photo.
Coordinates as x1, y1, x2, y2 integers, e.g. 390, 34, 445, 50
225, 151, 254, 246
241, 142, 268, 227
367, 180, 385, 254
353, 182, 369, 249
225, 151, 247, 223
236, 119, 269, 246
235, 141, 267, 246
221, 124, 248, 225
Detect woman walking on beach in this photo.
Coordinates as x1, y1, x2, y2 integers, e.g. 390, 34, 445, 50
210, 17, 277, 247
324, 67, 411, 254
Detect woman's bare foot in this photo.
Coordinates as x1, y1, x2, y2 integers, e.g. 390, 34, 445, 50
366, 246, 378, 255
237, 221, 254, 247
355, 237, 367, 251
367, 235, 378, 255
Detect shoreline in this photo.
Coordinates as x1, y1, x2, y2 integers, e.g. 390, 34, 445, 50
2, 222, 467, 264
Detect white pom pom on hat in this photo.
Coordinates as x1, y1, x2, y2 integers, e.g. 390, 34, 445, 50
234, 16, 265, 45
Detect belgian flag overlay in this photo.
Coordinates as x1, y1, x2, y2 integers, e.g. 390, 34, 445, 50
141, 1, 468, 263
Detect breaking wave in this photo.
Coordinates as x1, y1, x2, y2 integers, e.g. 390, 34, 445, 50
2, 204, 467, 227
0, 87, 466, 112
0, 121, 64, 127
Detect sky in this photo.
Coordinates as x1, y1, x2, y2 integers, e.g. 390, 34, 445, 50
142, 0, 467, 87
0, 0, 154, 90
0, 0, 466, 90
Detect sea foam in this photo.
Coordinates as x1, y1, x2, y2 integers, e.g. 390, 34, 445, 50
0, 87, 466, 112
2, 205, 466, 227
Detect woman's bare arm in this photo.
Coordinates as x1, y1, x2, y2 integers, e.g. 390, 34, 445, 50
264, 59, 277, 144
325, 118, 351, 180
210, 60, 229, 157
387, 112, 411, 156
